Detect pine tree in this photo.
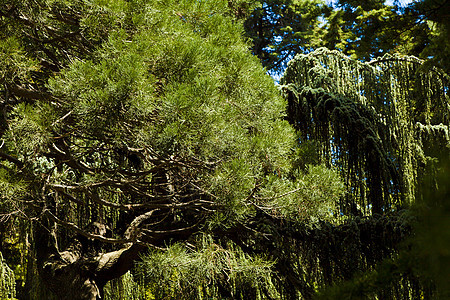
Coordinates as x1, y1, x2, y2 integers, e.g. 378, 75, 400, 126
1, 1, 448, 299
0, 0, 340, 298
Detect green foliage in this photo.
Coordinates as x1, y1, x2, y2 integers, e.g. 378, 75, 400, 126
412, 159, 450, 298
258, 164, 344, 221
414, 0, 450, 73
103, 271, 146, 300
316, 159, 450, 299
0, 168, 26, 202
40, 0, 299, 225
243, 0, 327, 73
138, 235, 277, 299
0, 252, 16, 299
236, 211, 413, 299
279, 45, 448, 299
1, 0, 448, 299
0, 0, 350, 298
323, 1, 423, 60
0, 37, 38, 82
45, 0, 293, 155
282, 47, 449, 214
243, 0, 450, 75
4, 102, 53, 158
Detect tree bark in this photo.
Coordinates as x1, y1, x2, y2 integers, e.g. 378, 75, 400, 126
35, 222, 145, 300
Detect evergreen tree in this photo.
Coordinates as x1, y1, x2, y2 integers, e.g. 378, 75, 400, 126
242, 0, 450, 75
0, 0, 340, 298
281, 47, 449, 298
413, 0, 450, 72
322, 0, 450, 72
282, 47, 449, 212
242, 0, 327, 73
1, 0, 448, 299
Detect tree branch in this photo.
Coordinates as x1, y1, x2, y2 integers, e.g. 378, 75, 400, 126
95, 243, 146, 283
124, 210, 158, 241
44, 210, 130, 244
0, 150, 24, 168
8, 85, 60, 103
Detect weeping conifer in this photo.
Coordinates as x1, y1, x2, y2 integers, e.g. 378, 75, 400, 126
281, 48, 449, 215
275, 48, 449, 299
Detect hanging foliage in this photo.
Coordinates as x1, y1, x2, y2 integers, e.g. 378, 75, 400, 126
226, 210, 416, 299
137, 235, 277, 300
0, 251, 15, 299
281, 48, 449, 215
103, 271, 146, 300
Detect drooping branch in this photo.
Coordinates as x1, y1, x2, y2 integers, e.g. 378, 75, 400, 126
226, 211, 415, 300
281, 48, 449, 214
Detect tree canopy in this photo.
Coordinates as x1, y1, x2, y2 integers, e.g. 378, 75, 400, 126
0, 0, 338, 298
0, 0, 449, 299
242, 0, 450, 75
282, 47, 449, 213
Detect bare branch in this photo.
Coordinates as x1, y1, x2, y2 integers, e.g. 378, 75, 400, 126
45, 210, 130, 244
124, 210, 158, 241
0, 150, 24, 168
50, 184, 216, 212
8, 85, 60, 103
141, 223, 200, 235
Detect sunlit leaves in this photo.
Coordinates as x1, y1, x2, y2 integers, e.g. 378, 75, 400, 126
0, 37, 38, 82
138, 236, 277, 299
4, 102, 52, 158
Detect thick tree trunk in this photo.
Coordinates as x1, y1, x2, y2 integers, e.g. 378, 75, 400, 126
35, 223, 144, 300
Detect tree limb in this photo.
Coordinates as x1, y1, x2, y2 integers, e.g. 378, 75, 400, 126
0, 150, 24, 168
8, 85, 60, 103
44, 210, 131, 244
